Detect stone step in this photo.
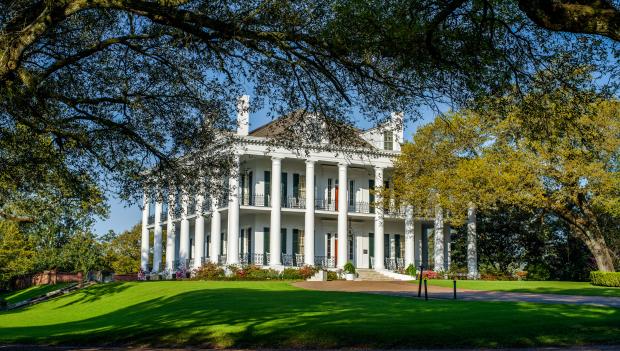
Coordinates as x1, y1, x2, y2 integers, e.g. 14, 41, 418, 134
356, 269, 396, 281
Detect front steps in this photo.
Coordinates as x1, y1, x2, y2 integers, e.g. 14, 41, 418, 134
356, 269, 396, 281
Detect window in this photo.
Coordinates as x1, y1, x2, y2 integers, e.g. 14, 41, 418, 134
293, 229, 304, 255
281, 228, 287, 254
264, 227, 270, 254
247, 228, 253, 255
383, 130, 394, 150
327, 178, 332, 205
264, 171, 270, 206
394, 234, 401, 258
240, 229, 245, 254
349, 180, 355, 206
348, 234, 354, 260
190, 239, 193, 259
293, 173, 300, 199
369, 233, 374, 260
327, 233, 332, 257
369, 179, 375, 213
384, 234, 390, 258
281, 172, 288, 201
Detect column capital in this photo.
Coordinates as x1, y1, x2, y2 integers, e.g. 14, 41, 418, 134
374, 165, 385, 171
271, 156, 283, 161
305, 159, 315, 166
337, 161, 348, 168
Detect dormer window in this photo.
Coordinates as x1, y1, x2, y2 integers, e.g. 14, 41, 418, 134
383, 131, 393, 150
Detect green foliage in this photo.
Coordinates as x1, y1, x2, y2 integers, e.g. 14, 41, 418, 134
326, 271, 342, 281
281, 266, 318, 280
193, 262, 226, 280
343, 262, 356, 274
394, 81, 620, 271
102, 225, 141, 274
590, 271, 620, 287
0, 220, 34, 288
405, 264, 417, 276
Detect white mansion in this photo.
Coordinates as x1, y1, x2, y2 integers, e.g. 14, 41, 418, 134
140, 96, 479, 278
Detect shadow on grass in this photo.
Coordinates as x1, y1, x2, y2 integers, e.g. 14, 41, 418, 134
0, 283, 619, 349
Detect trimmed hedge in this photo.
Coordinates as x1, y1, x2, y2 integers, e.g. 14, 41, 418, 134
590, 271, 620, 287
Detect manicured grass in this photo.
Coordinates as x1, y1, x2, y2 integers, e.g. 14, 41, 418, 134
0, 281, 619, 348
429, 279, 620, 297
0, 283, 71, 304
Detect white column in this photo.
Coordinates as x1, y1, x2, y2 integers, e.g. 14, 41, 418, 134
373, 167, 385, 270
165, 191, 177, 270
152, 199, 163, 272
194, 192, 205, 268
433, 204, 445, 271
227, 155, 240, 264
179, 190, 190, 267
270, 157, 282, 266
467, 204, 478, 279
404, 205, 414, 267
337, 162, 348, 268
210, 192, 222, 264
444, 224, 451, 270
140, 193, 150, 271
304, 160, 315, 265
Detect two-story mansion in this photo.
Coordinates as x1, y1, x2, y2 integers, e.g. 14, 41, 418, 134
140, 96, 479, 277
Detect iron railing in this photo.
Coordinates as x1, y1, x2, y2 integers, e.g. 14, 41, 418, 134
218, 255, 227, 265
283, 196, 305, 209
384, 257, 405, 271
315, 198, 335, 211
315, 256, 336, 268
241, 194, 270, 207
351, 201, 370, 214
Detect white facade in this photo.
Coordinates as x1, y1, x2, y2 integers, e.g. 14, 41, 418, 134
141, 97, 475, 275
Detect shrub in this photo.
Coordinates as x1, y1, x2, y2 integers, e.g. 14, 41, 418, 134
405, 264, 417, 276
343, 262, 355, 274
298, 265, 319, 279
590, 271, 620, 287
422, 271, 439, 279
193, 262, 225, 280
281, 268, 304, 280
327, 270, 342, 281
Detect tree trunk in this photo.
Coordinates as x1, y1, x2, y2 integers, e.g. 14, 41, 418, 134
574, 227, 616, 272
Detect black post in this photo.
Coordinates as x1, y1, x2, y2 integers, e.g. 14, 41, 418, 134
453, 279, 457, 299
417, 265, 424, 297
424, 279, 428, 301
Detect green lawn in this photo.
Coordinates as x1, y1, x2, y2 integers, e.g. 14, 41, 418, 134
0, 283, 71, 304
429, 280, 620, 297
0, 281, 618, 348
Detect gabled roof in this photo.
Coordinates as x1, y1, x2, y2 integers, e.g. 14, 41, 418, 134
249, 110, 373, 149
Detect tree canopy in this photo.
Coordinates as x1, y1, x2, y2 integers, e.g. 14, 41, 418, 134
1, 1, 618, 225
393, 76, 619, 271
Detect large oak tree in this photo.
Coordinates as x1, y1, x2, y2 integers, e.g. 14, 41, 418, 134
1, 0, 617, 224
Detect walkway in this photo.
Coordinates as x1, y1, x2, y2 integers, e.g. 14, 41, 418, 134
293, 281, 620, 308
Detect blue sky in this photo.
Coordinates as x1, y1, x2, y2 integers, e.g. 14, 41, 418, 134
91, 103, 439, 235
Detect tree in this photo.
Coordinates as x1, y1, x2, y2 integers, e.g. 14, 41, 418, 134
393, 79, 619, 271
0, 220, 35, 288
103, 224, 143, 274
59, 231, 105, 273
1, 1, 617, 225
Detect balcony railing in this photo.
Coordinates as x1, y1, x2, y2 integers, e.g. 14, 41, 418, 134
281, 253, 305, 266
385, 205, 406, 217
241, 194, 270, 207
350, 201, 370, 214
283, 196, 305, 209
315, 198, 335, 211
218, 255, 227, 265
315, 256, 336, 268
384, 257, 405, 271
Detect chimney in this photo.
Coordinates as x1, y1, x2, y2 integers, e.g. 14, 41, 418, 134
236, 95, 250, 136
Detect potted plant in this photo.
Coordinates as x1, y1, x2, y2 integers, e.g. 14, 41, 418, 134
344, 262, 356, 281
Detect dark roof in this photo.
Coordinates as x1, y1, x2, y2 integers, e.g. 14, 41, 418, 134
249, 110, 373, 149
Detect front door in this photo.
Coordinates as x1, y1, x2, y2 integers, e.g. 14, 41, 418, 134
355, 233, 370, 268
